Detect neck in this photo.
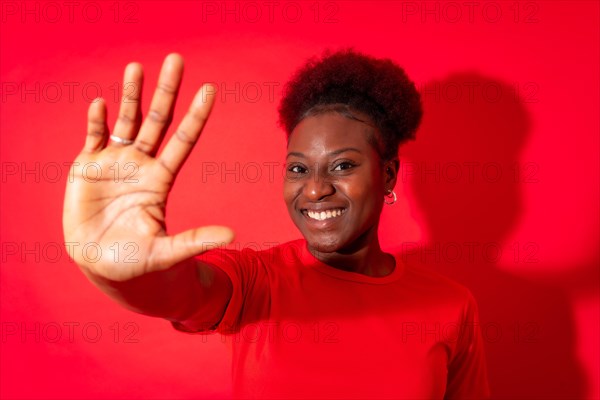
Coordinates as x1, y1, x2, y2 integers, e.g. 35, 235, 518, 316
308, 228, 395, 277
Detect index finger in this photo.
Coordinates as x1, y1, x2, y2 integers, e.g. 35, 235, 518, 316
157, 84, 216, 175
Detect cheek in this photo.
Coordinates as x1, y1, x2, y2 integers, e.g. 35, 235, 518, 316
340, 180, 379, 208
282, 182, 299, 209
342, 172, 384, 214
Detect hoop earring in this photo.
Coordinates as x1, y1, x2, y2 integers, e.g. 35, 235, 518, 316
384, 190, 397, 205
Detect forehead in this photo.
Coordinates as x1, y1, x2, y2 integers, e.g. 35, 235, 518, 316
287, 112, 376, 155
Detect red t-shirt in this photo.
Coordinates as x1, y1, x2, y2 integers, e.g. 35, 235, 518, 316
172, 239, 491, 399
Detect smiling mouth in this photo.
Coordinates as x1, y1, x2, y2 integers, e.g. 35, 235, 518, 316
302, 208, 347, 221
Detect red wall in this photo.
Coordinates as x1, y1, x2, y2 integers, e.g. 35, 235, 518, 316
1, 1, 598, 398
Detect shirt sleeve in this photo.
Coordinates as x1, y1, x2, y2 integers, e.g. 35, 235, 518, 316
170, 247, 271, 335
444, 289, 491, 399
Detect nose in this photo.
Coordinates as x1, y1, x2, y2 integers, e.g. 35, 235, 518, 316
303, 172, 335, 201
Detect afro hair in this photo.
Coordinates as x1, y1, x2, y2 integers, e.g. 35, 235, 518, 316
278, 49, 423, 160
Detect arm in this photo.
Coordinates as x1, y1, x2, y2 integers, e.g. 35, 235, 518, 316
82, 258, 233, 329
63, 54, 233, 327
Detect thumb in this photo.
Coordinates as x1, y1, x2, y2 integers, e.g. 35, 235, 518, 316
151, 225, 235, 270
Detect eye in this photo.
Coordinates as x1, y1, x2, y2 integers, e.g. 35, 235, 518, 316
333, 161, 356, 171
287, 164, 308, 174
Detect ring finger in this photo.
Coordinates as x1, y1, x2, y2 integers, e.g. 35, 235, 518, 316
109, 62, 144, 147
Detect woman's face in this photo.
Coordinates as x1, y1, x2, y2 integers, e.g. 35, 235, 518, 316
283, 111, 396, 254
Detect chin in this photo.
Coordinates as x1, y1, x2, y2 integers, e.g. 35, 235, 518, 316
302, 223, 376, 257
303, 233, 346, 254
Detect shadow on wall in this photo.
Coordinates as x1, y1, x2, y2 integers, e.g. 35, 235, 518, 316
399, 73, 587, 399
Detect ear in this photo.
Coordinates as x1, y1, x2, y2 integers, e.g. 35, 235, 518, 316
383, 158, 399, 192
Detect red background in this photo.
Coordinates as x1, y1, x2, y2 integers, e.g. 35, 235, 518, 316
1, 1, 598, 398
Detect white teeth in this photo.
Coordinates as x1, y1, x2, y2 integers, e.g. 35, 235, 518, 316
305, 209, 344, 221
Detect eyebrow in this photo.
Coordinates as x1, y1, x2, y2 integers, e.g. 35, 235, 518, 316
286, 147, 362, 159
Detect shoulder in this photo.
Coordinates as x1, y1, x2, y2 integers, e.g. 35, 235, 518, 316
197, 239, 305, 268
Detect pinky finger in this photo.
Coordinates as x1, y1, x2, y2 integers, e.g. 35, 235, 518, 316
85, 98, 109, 153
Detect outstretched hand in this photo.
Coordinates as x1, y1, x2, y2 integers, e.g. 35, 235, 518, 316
63, 54, 234, 282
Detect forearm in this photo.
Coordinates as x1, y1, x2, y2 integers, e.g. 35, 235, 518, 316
80, 258, 206, 322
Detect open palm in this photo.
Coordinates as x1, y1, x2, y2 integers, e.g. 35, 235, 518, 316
63, 54, 233, 282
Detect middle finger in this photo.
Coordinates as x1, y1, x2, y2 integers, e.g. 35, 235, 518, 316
135, 53, 184, 155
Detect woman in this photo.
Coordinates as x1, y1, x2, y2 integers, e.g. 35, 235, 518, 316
63, 50, 490, 399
